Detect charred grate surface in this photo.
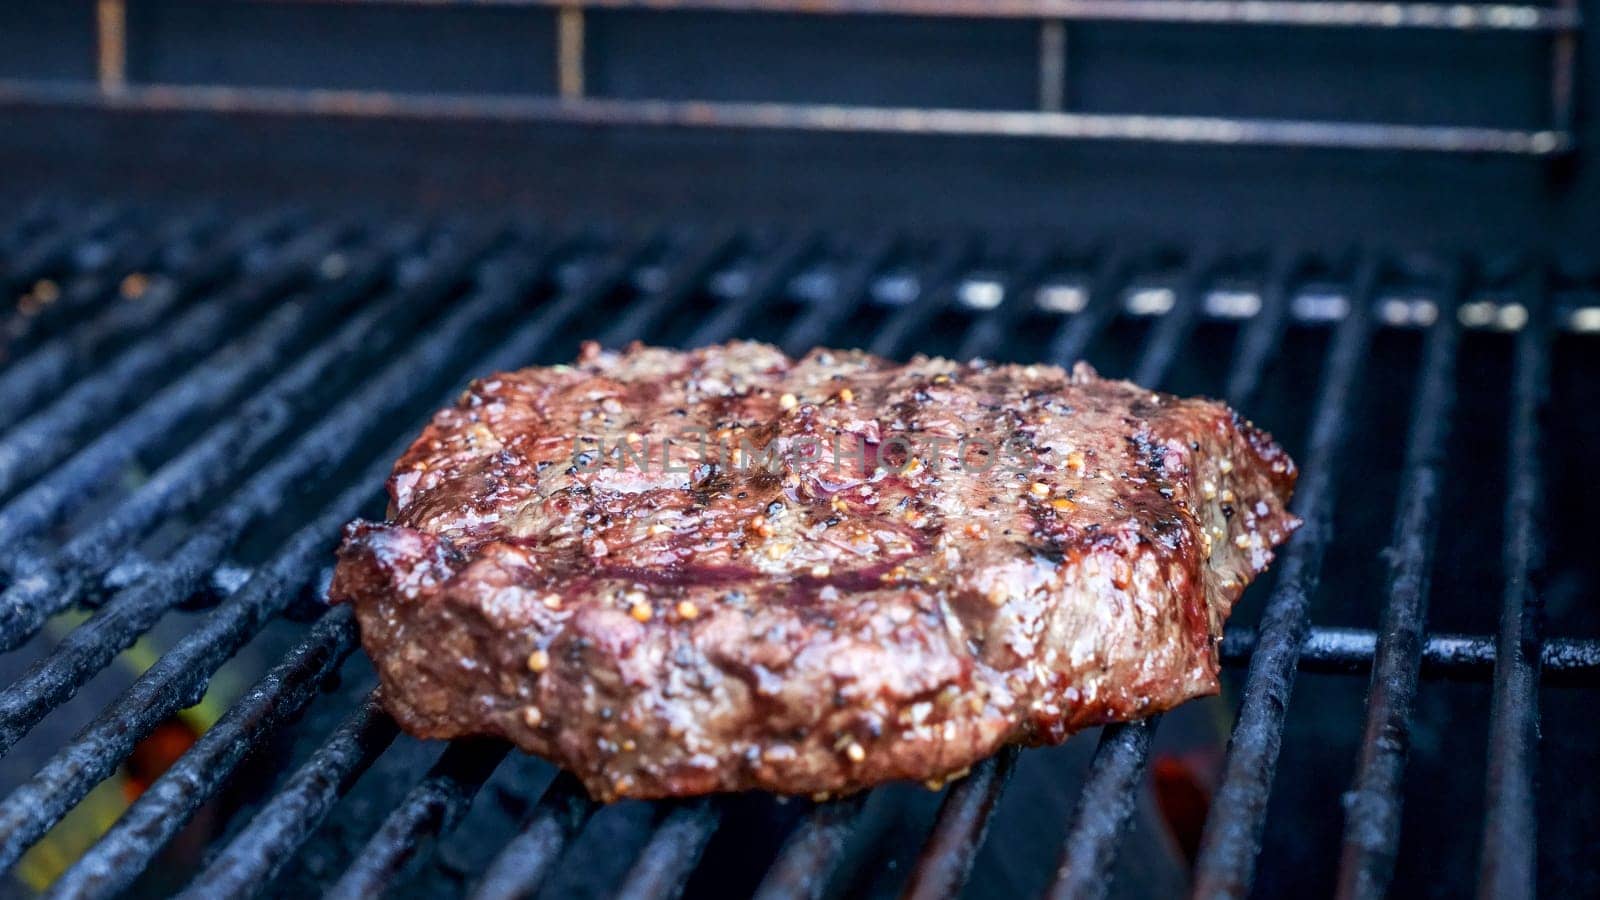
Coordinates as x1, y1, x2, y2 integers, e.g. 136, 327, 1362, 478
0, 199, 1596, 898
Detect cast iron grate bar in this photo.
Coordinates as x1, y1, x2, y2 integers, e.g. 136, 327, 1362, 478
177, 695, 402, 900
1214, 625, 1600, 682
751, 793, 870, 900
1047, 249, 1132, 367
1335, 263, 1461, 899
685, 230, 817, 348
0, 229, 542, 876
47, 606, 365, 900
326, 739, 514, 900
1046, 720, 1156, 900
601, 229, 740, 349
0, 218, 357, 584
29, 240, 572, 889
901, 746, 1021, 900
0, 216, 353, 509
1477, 267, 1550, 900
618, 801, 724, 900
0, 208, 228, 429
468, 772, 597, 900
955, 238, 1058, 361
867, 235, 977, 357
0, 224, 430, 658
0, 225, 506, 755
779, 232, 896, 357
1191, 257, 1377, 897
0, 204, 128, 348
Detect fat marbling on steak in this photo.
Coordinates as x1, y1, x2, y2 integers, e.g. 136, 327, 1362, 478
331, 341, 1298, 800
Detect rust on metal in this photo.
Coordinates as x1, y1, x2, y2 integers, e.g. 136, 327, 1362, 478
95, 0, 127, 94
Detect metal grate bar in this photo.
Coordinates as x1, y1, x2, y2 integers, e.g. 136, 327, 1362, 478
327, 739, 513, 900
0, 203, 125, 307
868, 236, 978, 357
901, 746, 1020, 900
601, 229, 739, 348
685, 230, 817, 348
751, 793, 870, 900
0, 210, 224, 429
468, 772, 598, 900
780, 233, 897, 357
49, 605, 364, 899
469, 235, 659, 373
0, 230, 506, 749
0, 461, 386, 877
1047, 250, 1131, 367
617, 801, 724, 900
1477, 268, 1549, 899
68, 240, 611, 883
0, 225, 417, 649
1335, 264, 1461, 899
0, 239, 551, 875
1215, 625, 1600, 682
27, 211, 208, 341
0, 218, 348, 509
1191, 257, 1376, 898
0, 233, 408, 644
1221, 250, 1297, 408
1046, 720, 1156, 900
0, 220, 354, 562
956, 240, 1059, 361
1130, 249, 1215, 387
179, 695, 401, 899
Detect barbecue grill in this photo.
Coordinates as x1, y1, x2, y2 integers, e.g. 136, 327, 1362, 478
1, 2, 1598, 898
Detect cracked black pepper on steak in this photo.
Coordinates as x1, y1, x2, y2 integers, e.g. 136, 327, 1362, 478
330, 340, 1299, 800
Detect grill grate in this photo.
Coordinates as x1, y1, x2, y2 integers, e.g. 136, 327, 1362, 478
0, 200, 1597, 898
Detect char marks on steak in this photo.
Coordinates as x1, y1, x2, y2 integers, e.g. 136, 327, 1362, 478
331, 341, 1298, 800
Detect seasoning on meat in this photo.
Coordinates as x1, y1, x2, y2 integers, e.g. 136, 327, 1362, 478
330, 341, 1299, 800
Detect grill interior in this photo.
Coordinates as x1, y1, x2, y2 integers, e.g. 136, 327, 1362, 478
0, 197, 1597, 898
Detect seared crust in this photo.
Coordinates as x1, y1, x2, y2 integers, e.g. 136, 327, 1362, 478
331, 341, 1298, 800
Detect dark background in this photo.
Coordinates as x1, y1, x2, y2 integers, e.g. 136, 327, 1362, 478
0, 0, 1593, 257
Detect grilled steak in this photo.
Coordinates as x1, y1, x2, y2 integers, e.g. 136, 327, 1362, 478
331, 341, 1298, 800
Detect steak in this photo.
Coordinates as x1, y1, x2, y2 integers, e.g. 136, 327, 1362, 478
330, 341, 1299, 800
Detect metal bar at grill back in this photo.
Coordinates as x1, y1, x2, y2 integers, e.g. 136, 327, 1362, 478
0, 82, 1573, 157
272, 0, 1582, 31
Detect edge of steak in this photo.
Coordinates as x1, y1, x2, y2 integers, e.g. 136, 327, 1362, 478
331, 341, 1298, 800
